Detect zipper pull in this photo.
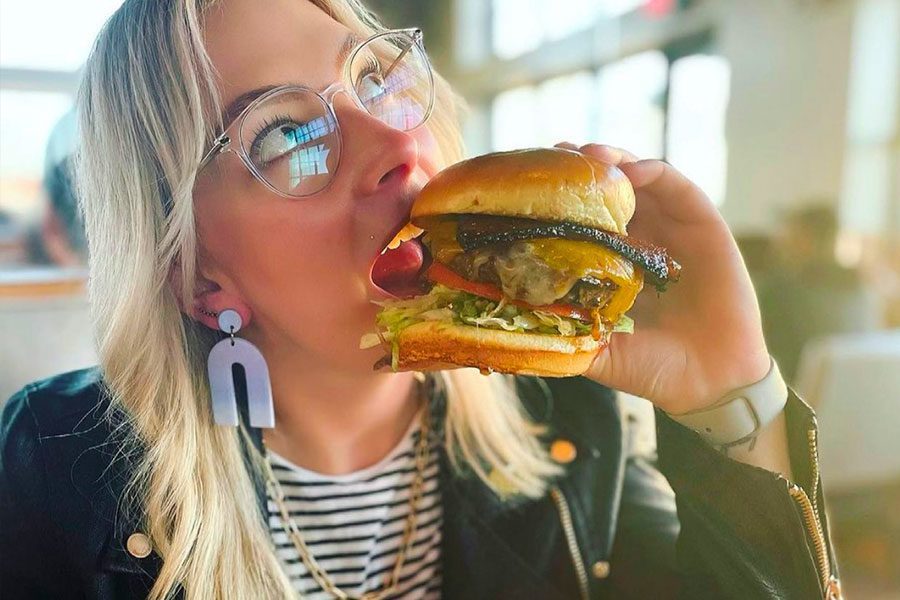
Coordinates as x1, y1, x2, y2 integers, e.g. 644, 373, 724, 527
824, 575, 843, 599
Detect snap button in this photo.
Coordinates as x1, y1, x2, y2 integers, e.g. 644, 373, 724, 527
550, 439, 577, 464
591, 560, 610, 579
126, 532, 152, 558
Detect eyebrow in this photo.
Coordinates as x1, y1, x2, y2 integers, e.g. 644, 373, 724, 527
218, 32, 362, 126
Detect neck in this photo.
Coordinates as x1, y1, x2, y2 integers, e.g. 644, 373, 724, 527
260, 350, 420, 475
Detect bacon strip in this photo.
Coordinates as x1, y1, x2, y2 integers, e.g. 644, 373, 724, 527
456, 215, 681, 289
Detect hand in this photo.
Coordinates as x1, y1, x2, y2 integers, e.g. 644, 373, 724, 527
557, 143, 770, 414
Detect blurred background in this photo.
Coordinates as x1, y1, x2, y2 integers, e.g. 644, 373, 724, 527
1, 0, 898, 596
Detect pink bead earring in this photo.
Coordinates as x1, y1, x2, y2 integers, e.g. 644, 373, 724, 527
204, 308, 275, 428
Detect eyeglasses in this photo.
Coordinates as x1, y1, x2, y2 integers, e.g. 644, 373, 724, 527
197, 28, 434, 198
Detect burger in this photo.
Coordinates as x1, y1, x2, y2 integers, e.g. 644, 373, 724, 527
362, 147, 680, 377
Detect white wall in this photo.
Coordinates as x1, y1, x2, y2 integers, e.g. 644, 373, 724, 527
719, 0, 856, 233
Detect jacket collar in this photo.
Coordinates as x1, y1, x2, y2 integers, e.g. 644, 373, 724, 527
435, 376, 628, 599
95, 374, 627, 600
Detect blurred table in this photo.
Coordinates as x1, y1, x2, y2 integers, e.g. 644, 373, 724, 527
795, 329, 900, 492
795, 330, 900, 595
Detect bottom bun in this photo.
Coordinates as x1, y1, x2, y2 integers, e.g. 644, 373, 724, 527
391, 320, 607, 378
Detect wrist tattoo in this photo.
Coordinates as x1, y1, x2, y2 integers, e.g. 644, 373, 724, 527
717, 434, 758, 456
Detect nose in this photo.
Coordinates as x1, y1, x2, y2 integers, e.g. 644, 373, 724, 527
332, 94, 420, 198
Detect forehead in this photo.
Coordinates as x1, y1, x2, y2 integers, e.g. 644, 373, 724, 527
202, 0, 351, 102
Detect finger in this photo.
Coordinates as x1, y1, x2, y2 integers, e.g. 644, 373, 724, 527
621, 159, 722, 228
554, 141, 579, 150
618, 159, 693, 197
578, 144, 639, 166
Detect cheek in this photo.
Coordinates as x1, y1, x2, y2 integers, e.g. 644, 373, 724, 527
196, 177, 359, 307
413, 126, 445, 179
241, 212, 353, 296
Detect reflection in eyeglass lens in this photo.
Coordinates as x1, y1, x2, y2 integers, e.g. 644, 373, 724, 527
353, 37, 429, 132
244, 95, 338, 194
291, 143, 330, 182
363, 63, 425, 131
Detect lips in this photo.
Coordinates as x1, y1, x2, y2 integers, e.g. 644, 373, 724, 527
370, 237, 429, 299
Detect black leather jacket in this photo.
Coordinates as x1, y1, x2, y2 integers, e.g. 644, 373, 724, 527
1, 367, 839, 599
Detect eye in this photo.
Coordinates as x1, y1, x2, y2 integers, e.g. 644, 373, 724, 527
355, 57, 388, 104
249, 116, 308, 167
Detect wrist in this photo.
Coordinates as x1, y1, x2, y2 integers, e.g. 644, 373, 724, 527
664, 356, 788, 447
685, 350, 771, 414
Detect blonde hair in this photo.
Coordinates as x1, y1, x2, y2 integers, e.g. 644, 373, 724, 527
75, 1, 560, 598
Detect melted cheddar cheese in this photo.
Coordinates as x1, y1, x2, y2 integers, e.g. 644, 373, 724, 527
529, 238, 643, 321
419, 218, 643, 322
420, 217, 464, 264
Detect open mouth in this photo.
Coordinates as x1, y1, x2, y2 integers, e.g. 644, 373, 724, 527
368, 223, 431, 300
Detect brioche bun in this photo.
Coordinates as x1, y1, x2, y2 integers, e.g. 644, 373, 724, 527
390, 321, 606, 378
412, 147, 635, 235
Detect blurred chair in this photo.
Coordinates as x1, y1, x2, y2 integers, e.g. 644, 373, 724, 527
795, 330, 900, 590
0, 268, 97, 403
734, 232, 774, 286
796, 329, 900, 489
760, 204, 882, 384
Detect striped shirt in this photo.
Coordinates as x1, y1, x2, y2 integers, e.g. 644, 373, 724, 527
266, 412, 442, 599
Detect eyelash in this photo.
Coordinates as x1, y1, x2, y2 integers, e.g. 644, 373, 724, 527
356, 56, 382, 85
247, 57, 384, 160
249, 113, 298, 159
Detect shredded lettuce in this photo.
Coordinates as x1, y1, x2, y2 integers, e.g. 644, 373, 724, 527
375, 285, 591, 336
362, 285, 636, 366
531, 310, 578, 336
612, 314, 634, 334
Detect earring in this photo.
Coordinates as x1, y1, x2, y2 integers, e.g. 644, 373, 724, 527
206, 309, 275, 428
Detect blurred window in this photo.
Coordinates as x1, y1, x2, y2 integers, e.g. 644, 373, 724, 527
840, 0, 899, 236
484, 0, 730, 204
536, 72, 594, 147
597, 50, 668, 160
492, 0, 643, 59
491, 0, 543, 59
666, 54, 730, 205
0, 91, 73, 218
492, 86, 539, 150
491, 72, 594, 151
0, 0, 123, 70
488, 46, 730, 205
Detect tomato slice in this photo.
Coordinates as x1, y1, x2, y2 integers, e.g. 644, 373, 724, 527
426, 262, 503, 301
425, 262, 593, 322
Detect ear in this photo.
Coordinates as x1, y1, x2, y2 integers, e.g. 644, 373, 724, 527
168, 256, 252, 331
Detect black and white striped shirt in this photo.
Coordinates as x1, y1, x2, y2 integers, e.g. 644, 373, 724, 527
266, 412, 442, 599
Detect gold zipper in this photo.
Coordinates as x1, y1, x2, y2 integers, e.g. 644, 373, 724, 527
787, 483, 831, 593
549, 427, 839, 599
784, 428, 842, 599
808, 428, 821, 520
550, 486, 590, 600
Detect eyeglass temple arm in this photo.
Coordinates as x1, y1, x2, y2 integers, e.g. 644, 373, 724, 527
382, 29, 422, 81
198, 134, 231, 171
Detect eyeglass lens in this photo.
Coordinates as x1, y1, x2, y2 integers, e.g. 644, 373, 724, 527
237, 31, 432, 197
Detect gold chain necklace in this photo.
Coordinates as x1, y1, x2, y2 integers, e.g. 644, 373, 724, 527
262, 391, 432, 600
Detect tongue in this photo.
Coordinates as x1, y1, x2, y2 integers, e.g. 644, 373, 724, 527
371, 239, 428, 298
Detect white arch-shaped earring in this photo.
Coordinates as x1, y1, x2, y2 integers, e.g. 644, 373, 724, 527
207, 309, 275, 428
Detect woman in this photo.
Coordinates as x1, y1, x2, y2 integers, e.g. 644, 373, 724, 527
0, 0, 840, 599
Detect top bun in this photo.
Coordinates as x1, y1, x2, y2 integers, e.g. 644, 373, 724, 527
412, 148, 635, 235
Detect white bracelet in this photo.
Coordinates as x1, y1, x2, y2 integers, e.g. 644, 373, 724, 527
665, 357, 788, 447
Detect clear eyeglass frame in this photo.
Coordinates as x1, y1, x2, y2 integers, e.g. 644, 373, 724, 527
196, 27, 435, 198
